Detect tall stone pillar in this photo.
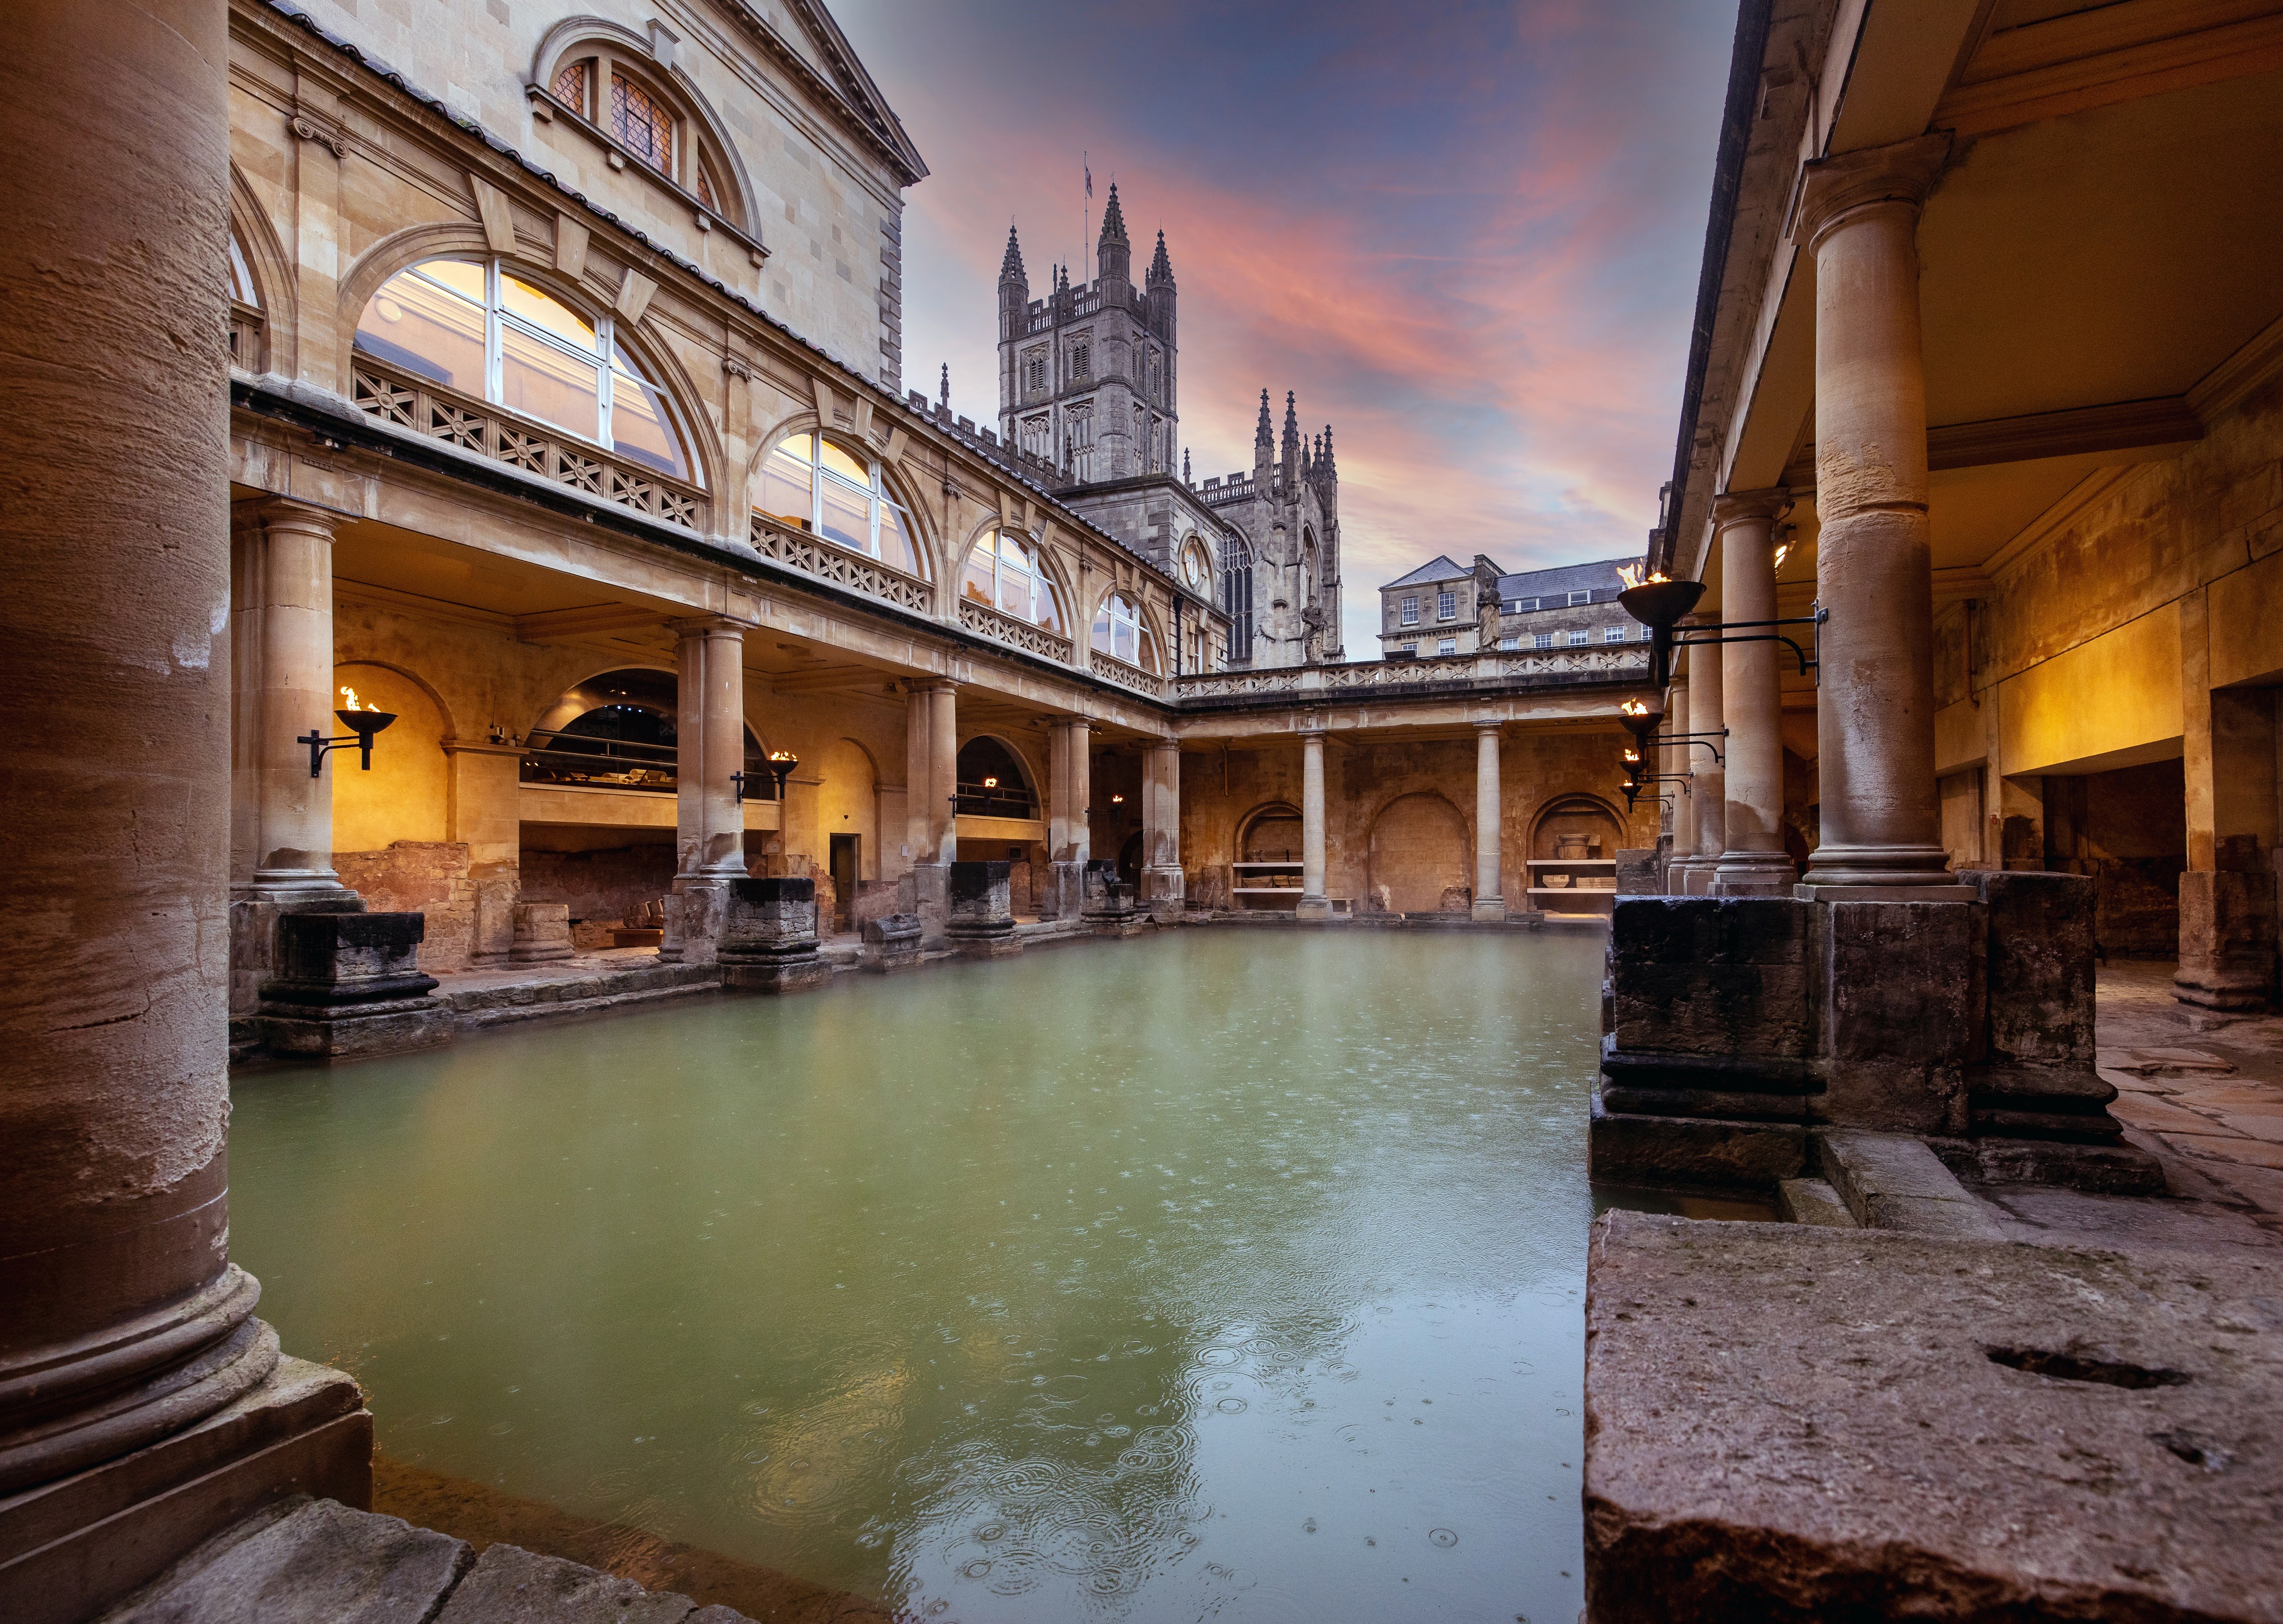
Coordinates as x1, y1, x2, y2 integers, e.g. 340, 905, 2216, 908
1795, 136, 1969, 900
2177, 587, 2279, 1009
1712, 490, 1798, 895
1473, 722, 1506, 921
1142, 740, 1184, 920
443, 738, 524, 965
1679, 636, 1725, 894
1046, 717, 1092, 920
905, 680, 957, 942
228, 500, 361, 1018
660, 617, 749, 963
1297, 727, 1330, 920
2, 3, 367, 1615
1664, 675, 1698, 894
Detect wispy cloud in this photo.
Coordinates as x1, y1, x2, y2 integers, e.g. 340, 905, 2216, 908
832, 0, 1734, 653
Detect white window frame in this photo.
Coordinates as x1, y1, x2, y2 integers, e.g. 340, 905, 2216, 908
357, 256, 693, 483
1437, 636, 1458, 656
1400, 640, 1418, 654
1399, 595, 1420, 625
1568, 589, 1591, 606
761, 433, 914, 564
1534, 632, 1554, 651
1497, 635, 1519, 651
1604, 625, 1627, 643
1092, 591, 1157, 671
1437, 590, 1457, 621
965, 528, 1061, 629
1568, 628, 1590, 647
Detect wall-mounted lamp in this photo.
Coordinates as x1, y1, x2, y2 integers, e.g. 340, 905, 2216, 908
1110, 793, 1125, 805
302, 686, 396, 778
731, 750, 800, 805
982, 775, 999, 788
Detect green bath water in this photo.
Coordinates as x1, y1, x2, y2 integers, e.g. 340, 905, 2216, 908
229, 928, 1606, 1622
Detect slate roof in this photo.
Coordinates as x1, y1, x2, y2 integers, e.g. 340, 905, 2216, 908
1380, 555, 1475, 590
1494, 556, 1639, 604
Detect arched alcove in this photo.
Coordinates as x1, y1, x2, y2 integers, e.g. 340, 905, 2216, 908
332, 661, 449, 854
1531, 794, 1623, 861
525, 668, 770, 793
954, 735, 1037, 818
1240, 802, 1304, 864
1369, 791, 1470, 914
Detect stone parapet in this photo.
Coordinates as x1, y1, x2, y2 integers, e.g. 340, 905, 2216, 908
257, 912, 451, 1061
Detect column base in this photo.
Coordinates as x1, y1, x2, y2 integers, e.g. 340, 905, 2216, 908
1712, 853, 1798, 896
1796, 882, 1978, 903
909, 864, 950, 948
0, 1354, 370, 1624
1294, 896, 1331, 922
228, 892, 364, 1018
722, 951, 833, 992
659, 877, 733, 964
1143, 865, 1185, 923
1471, 896, 1508, 922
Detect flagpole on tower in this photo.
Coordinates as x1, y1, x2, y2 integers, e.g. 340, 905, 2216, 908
1083, 151, 1092, 286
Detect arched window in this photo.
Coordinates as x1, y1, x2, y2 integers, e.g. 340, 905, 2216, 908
755, 432, 922, 577
954, 736, 1038, 818
1220, 535, 1255, 664
962, 530, 1062, 630
354, 257, 693, 482
1092, 592, 1159, 673
546, 50, 735, 221
521, 668, 772, 795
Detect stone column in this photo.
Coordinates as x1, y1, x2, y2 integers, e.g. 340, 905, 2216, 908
1712, 490, 1798, 895
1473, 721, 1506, 921
1142, 740, 1185, 920
1685, 632, 1725, 896
228, 500, 361, 1016
1046, 717, 1092, 920
1795, 135, 1969, 899
660, 617, 748, 963
2, 3, 365, 1613
443, 738, 523, 965
1664, 674, 1698, 894
1296, 726, 1330, 920
905, 680, 957, 942
2177, 587, 2279, 1008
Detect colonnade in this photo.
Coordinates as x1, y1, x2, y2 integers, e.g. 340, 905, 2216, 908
1676, 135, 1967, 902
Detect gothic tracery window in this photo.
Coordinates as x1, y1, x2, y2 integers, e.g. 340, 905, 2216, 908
1221, 535, 1255, 663
354, 257, 692, 480
962, 530, 1062, 631
755, 431, 922, 576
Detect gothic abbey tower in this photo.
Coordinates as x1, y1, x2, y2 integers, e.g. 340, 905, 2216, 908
997, 185, 1342, 667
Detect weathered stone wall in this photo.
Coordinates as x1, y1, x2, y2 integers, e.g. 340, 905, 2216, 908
519, 841, 677, 942
333, 842, 477, 972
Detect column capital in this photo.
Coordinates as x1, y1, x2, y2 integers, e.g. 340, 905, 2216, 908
1711, 487, 1792, 530
1473, 718, 1504, 736
246, 495, 342, 540
1793, 134, 1953, 252
665, 614, 747, 639
906, 676, 958, 695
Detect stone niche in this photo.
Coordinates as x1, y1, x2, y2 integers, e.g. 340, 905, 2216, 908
718, 876, 832, 992
258, 912, 453, 1060
947, 861, 1022, 957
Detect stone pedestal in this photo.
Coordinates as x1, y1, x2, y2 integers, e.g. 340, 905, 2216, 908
508, 901, 574, 964
1821, 900, 1977, 1135
948, 861, 1022, 956
1590, 898, 1818, 1189
2175, 868, 2278, 1011
661, 879, 731, 968
719, 878, 832, 992
1081, 859, 1146, 937
257, 913, 451, 1061
860, 912, 923, 972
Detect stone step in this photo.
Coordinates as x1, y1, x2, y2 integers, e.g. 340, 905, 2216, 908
1814, 1129, 2006, 1239
99, 1497, 757, 1624
1776, 1176, 1858, 1227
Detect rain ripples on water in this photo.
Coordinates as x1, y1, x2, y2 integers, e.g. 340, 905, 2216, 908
229, 929, 1602, 1622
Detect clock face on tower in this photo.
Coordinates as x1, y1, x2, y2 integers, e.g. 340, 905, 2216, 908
1182, 538, 1209, 591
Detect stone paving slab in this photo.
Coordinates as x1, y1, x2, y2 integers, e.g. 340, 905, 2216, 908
100, 1496, 470, 1623
1584, 1210, 2283, 1622
1815, 1129, 2008, 1238
100, 1498, 765, 1624
2097, 962, 2283, 1214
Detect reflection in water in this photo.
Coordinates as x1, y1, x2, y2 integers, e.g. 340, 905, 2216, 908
230, 930, 1605, 1622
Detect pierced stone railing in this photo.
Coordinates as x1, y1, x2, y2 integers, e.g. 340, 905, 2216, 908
959, 599, 1075, 664
749, 519, 936, 615
1091, 648, 1167, 697
352, 363, 705, 531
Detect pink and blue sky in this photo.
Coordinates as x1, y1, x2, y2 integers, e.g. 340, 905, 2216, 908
832, 0, 1736, 656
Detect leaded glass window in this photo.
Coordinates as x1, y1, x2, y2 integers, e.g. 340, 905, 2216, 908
551, 59, 590, 114
610, 72, 675, 176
